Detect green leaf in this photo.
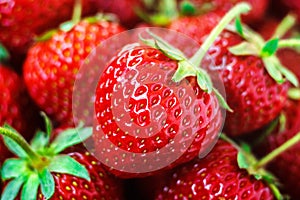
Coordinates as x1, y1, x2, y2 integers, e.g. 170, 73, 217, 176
49, 126, 92, 154
21, 174, 39, 200
2, 124, 28, 158
31, 130, 49, 150
48, 155, 90, 181
1, 158, 28, 180
38, 169, 55, 199
0, 43, 10, 61
1, 176, 26, 200
213, 88, 233, 112
229, 42, 259, 56
59, 21, 75, 32
172, 60, 197, 82
263, 57, 284, 84
180, 0, 197, 15
237, 151, 250, 169
235, 17, 243, 36
240, 142, 251, 153
261, 38, 279, 57
288, 88, 300, 100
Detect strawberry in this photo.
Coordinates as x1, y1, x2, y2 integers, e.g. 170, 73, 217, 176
170, 12, 299, 136
154, 133, 300, 200
0, 0, 97, 55
23, 19, 125, 126
0, 116, 124, 200
96, 0, 143, 27
93, 3, 251, 178
280, 0, 300, 23
255, 99, 300, 199
180, 0, 269, 24
0, 45, 41, 164
154, 140, 275, 200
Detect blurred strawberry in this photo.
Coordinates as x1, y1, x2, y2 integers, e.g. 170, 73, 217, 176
23, 17, 125, 126
0, 0, 97, 56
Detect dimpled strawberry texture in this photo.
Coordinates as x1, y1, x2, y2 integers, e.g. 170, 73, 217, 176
259, 100, 300, 199
94, 46, 222, 178
155, 140, 274, 200
0, 0, 97, 54
23, 21, 125, 126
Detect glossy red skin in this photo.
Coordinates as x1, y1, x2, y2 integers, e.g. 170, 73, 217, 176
23, 21, 124, 126
94, 46, 222, 178
258, 100, 300, 199
0, 65, 40, 164
170, 14, 288, 136
154, 140, 274, 200
0, 0, 97, 55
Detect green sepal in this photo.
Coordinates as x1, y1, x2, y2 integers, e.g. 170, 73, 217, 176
237, 143, 255, 170
59, 21, 76, 32
275, 60, 299, 87
21, 174, 39, 200
235, 17, 243, 36
172, 60, 197, 82
0, 43, 10, 61
288, 87, 300, 100
261, 38, 279, 57
31, 130, 49, 151
229, 42, 259, 56
42, 112, 52, 142
263, 57, 284, 84
48, 155, 90, 181
1, 158, 28, 180
237, 151, 250, 169
2, 124, 28, 158
279, 113, 287, 133
213, 88, 233, 112
180, 0, 197, 16
1, 176, 26, 200
35, 29, 57, 42
49, 126, 92, 154
197, 70, 213, 93
38, 169, 55, 199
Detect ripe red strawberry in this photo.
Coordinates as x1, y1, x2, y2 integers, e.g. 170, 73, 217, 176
170, 12, 297, 136
23, 20, 125, 126
93, 3, 251, 178
0, 63, 41, 164
154, 140, 274, 200
256, 99, 300, 199
0, 118, 124, 200
0, 0, 97, 55
94, 45, 222, 178
280, 0, 300, 23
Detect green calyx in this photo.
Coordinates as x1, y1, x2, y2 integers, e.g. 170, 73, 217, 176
0, 113, 92, 200
221, 133, 300, 200
227, 14, 299, 87
140, 3, 251, 111
0, 43, 10, 62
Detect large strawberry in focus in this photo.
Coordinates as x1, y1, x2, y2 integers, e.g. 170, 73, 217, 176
0, 0, 97, 55
154, 140, 275, 200
24, 19, 124, 126
0, 118, 124, 200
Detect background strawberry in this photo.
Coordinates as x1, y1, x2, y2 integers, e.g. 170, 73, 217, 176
154, 140, 274, 200
0, 0, 97, 56
0, 118, 124, 200
23, 20, 125, 126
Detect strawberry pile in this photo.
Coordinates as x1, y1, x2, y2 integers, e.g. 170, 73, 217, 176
1, 0, 300, 200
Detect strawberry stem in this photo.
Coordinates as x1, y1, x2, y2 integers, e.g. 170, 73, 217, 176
189, 2, 251, 67
0, 127, 41, 162
278, 39, 300, 49
272, 13, 296, 39
72, 0, 82, 24
253, 132, 300, 170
